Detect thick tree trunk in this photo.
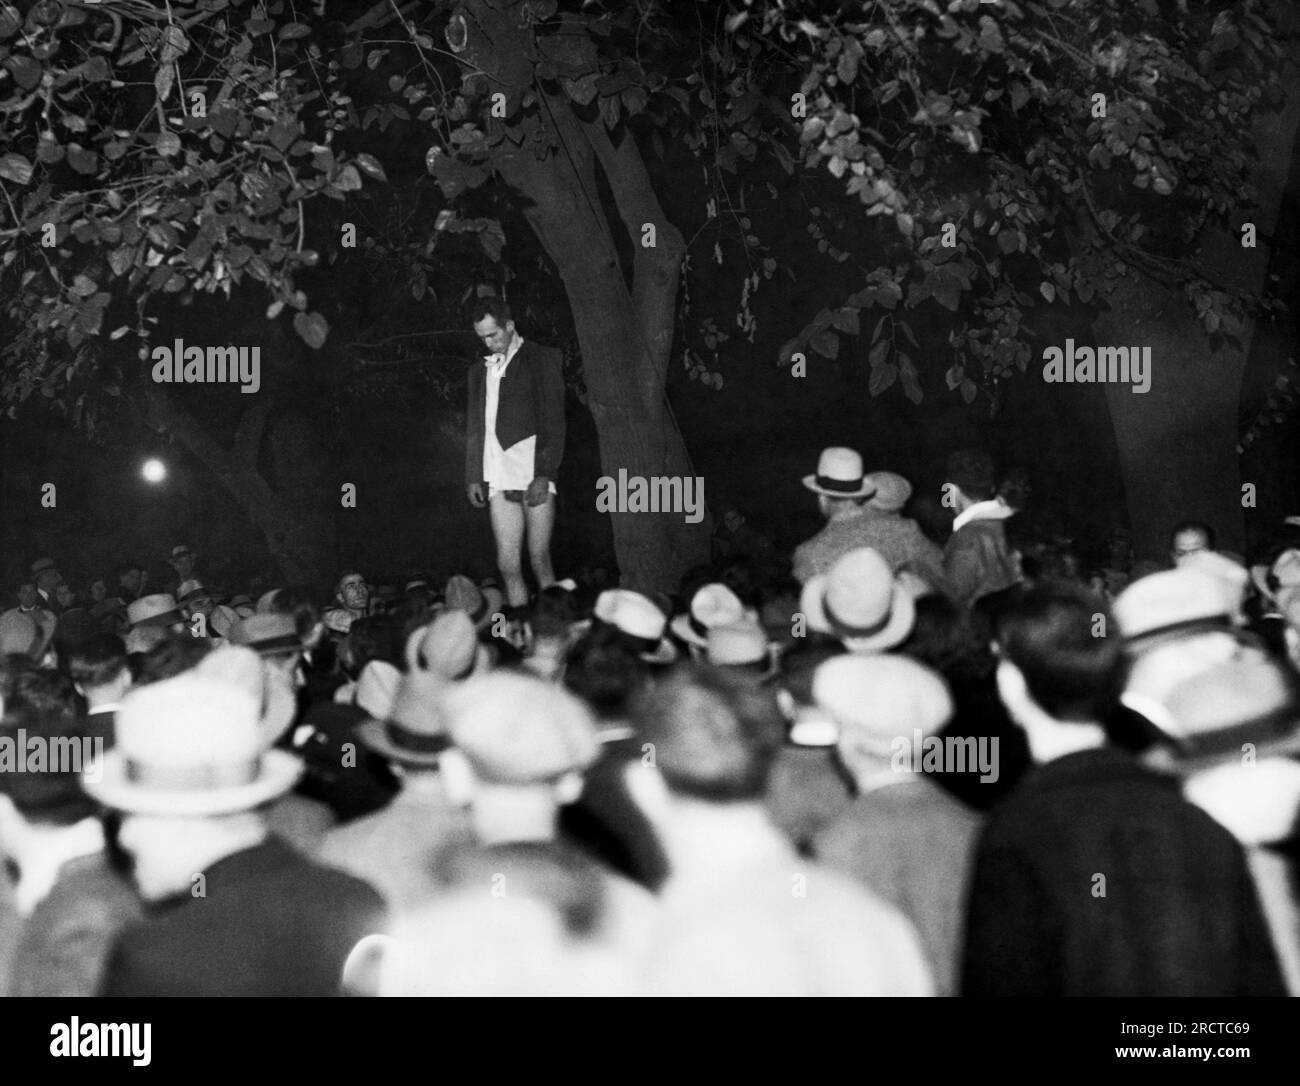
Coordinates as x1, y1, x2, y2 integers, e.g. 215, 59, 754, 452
1098, 6, 1300, 561
452, 0, 710, 594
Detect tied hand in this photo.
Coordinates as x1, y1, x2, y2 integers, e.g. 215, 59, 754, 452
525, 477, 550, 507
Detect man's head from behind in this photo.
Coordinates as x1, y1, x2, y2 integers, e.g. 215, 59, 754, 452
944, 448, 997, 510
1170, 520, 1215, 565
69, 633, 131, 706
471, 299, 516, 357
994, 582, 1126, 732
629, 663, 785, 804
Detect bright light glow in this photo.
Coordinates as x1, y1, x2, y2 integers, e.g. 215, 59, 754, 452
141, 458, 167, 484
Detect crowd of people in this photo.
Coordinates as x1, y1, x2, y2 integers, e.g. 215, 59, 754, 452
1, 445, 1298, 995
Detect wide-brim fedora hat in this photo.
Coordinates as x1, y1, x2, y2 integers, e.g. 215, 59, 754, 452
670, 583, 747, 649
126, 593, 185, 629
802, 446, 877, 500
593, 589, 678, 665
800, 548, 915, 653
84, 673, 303, 817
405, 611, 490, 681
30, 556, 59, 577
705, 621, 778, 680
357, 665, 455, 767
1113, 568, 1232, 648
228, 612, 306, 655
1146, 652, 1300, 775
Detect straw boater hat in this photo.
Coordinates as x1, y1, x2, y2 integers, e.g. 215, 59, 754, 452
799, 548, 915, 653
227, 612, 306, 655
802, 447, 877, 500
670, 583, 748, 649
126, 593, 185, 628
705, 621, 777, 679
83, 672, 303, 817
592, 589, 678, 666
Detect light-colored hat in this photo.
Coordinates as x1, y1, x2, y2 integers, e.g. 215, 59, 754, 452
127, 593, 185, 628
194, 643, 297, 749
1113, 568, 1232, 647
814, 654, 952, 754
799, 548, 915, 653
442, 671, 599, 784
354, 660, 402, 720
209, 604, 241, 640
407, 611, 489, 681
169, 544, 196, 564
705, 621, 774, 675
176, 579, 207, 603
228, 612, 304, 655
670, 583, 747, 648
1151, 653, 1300, 774
593, 589, 677, 665
444, 575, 505, 631
802, 446, 876, 499
255, 589, 281, 614
356, 671, 454, 768
1250, 549, 1300, 607
865, 471, 912, 513
1179, 550, 1249, 620
30, 556, 58, 577
84, 673, 303, 816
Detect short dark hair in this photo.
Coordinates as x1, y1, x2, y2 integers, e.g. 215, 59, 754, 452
133, 631, 212, 686
995, 583, 1126, 723
1171, 520, 1216, 550
470, 299, 513, 327
68, 634, 129, 689
630, 664, 785, 801
0, 704, 97, 826
945, 448, 997, 501
563, 623, 648, 719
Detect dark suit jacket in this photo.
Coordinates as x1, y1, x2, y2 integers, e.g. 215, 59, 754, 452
944, 521, 1019, 607
99, 837, 386, 997
465, 340, 566, 488
962, 747, 1286, 996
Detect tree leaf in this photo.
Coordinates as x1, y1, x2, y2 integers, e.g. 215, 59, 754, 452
810, 330, 839, 359
354, 153, 387, 182
7, 55, 41, 91
66, 145, 98, 175
869, 361, 897, 396
1039, 281, 1055, 303
0, 153, 33, 185
333, 164, 362, 192
831, 308, 860, 335
294, 310, 329, 349
279, 22, 312, 40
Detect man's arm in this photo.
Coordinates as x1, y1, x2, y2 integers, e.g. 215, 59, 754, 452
465, 364, 485, 490
531, 345, 566, 481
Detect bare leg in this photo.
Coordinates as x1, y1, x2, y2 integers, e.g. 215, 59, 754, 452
524, 491, 557, 590
489, 492, 529, 607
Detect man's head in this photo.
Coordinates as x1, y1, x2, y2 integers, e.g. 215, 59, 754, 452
1170, 520, 1215, 565
16, 581, 38, 610
335, 571, 370, 614
944, 448, 997, 512
471, 299, 516, 356
30, 557, 61, 594
994, 582, 1126, 731
68, 634, 132, 707
116, 564, 143, 596
169, 545, 197, 581
630, 664, 785, 804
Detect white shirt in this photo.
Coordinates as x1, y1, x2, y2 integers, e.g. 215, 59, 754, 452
483, 335, 557, 497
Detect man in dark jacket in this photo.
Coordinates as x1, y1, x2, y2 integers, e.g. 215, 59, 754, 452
90, 672, 385, 996
942, 449, 1020, 608
962, 582, 1285, 996
466, 299, 566, 610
